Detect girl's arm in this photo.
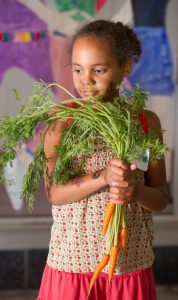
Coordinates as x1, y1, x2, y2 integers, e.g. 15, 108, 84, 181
44, 120, 107, 205
133, 110, 169, 211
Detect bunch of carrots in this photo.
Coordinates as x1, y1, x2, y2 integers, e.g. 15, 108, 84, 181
88, 203, 127, 295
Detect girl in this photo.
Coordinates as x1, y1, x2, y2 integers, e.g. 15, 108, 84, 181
37, 20, 168, 300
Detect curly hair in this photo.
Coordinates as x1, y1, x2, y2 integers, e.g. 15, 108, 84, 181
69, 20, 142, 66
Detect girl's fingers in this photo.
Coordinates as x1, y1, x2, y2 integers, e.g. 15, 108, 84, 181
110, 180, 129, 188
111, 199, 130, 205
110, 159, 137, 170
110, 173, 131, 182
110, 195, 131, 204
107, 165, 133, 180
110, 191, 134, 201
109, 158, 129, 170
108, 160, 137, 176
105, 159, 137, 185
110, 186, 135, 201
130, 163, 137, 171
109, 165, 129, 176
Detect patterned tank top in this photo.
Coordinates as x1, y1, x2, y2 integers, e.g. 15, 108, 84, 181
47, 141, 154, 275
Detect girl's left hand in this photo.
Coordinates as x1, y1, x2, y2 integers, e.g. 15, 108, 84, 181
109, 160, 137, 205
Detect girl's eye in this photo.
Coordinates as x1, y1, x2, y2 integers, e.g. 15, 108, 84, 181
73, 69, 81, 73
72, 68, 83, 74
94, 68, 107, 74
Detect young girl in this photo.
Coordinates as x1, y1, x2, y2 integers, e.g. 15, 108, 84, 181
37, 20, 168, 300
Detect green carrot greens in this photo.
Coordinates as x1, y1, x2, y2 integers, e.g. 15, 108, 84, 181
0, 81, 167, 212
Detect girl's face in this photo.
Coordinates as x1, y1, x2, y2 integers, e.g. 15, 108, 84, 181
71, 36, 128, 101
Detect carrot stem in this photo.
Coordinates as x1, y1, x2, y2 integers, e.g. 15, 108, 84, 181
114, 205, 121, 245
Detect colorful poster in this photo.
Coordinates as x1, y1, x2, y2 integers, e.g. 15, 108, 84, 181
96, 0, 107, 12
0, 0, 52, 212
54, 0, 108, 20
0, 0, 52, 84
54, 0, 97, 15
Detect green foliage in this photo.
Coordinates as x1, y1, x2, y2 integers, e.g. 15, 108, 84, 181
21, 145, 48, 212
0, 82, 167, 210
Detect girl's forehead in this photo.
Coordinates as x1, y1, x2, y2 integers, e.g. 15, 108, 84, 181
72, 36, 113, 61
72, 36, 109, 52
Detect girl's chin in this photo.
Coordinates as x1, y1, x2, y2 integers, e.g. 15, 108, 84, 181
81, 92, 99, 99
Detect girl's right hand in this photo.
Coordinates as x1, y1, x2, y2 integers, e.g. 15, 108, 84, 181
103, 158, 137, 205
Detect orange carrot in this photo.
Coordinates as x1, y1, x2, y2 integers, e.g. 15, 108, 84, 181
102, 202, 116, 236
108, 245, 119, 283
119, 227, 128, 254
89, 253, 110, 292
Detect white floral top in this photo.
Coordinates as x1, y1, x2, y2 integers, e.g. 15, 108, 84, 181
47, 143, 154, 275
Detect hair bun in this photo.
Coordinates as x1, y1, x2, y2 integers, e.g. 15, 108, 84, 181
115, 21, 125, 27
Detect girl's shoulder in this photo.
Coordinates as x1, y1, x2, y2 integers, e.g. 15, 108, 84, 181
44, 108, 65, 150
143, 109, 161, 131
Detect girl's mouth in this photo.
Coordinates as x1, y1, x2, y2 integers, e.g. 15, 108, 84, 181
81, 90, 98, 97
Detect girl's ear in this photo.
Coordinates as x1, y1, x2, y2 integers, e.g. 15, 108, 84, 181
122, 59, 133, 77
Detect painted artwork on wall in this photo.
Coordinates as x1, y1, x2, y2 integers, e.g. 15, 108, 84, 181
0, 0, 53, 215
0, 0, 176, 216
129, 0, 175, 96
0, 0, 108, 215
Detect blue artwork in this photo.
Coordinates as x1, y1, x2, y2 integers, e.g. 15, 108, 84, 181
129, 0, 175, 95
129, 27, 174, 95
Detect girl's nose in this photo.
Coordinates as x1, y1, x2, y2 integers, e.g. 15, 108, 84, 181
81, 71, 95, 86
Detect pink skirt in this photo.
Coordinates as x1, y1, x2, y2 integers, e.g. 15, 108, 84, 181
37, 264, 156, 300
